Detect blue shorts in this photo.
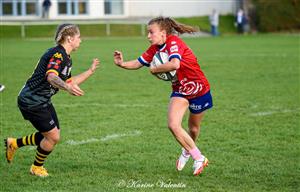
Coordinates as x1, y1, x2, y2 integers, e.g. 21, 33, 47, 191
170, 91, 213, 114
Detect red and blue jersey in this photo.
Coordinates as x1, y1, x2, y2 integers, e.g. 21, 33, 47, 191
138, 35, 210, 99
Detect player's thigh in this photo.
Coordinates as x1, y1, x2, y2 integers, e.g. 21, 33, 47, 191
168, 96, 189, 127
188, 112, 205, 128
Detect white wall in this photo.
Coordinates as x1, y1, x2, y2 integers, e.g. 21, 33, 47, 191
89, 0, 104, 18
1, 0, 236, 20
51, 0, 105, 19
127, 0, 236, 17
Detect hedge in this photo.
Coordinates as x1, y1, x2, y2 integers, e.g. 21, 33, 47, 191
252, 0, 300, 32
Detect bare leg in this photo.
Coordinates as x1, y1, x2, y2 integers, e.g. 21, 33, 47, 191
188, 112, 205, 141
168, 97, 196, 151
40, 127, 60, 151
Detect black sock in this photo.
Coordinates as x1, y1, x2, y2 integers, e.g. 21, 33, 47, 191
33, 146, 52, 166
16, 132, 44, 148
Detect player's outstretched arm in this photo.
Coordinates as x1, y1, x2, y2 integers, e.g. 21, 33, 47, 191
72, 58, 100, 85
47, 73, 84, 96
114, 51, 143, 70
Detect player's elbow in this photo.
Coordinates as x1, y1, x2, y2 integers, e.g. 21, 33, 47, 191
46, 73, 57, 83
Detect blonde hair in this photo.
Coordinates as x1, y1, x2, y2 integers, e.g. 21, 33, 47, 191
148, 16, 198, 35
55, 24, 80, 45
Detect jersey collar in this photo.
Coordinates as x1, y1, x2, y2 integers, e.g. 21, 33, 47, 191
157, 43, 166, 51
57, 44, 70, 58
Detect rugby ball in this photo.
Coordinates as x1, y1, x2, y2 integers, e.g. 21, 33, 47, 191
150, 52, 176, 81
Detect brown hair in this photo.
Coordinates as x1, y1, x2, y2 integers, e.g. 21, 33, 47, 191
55, 24, 80, 45
148, 16, 198, 35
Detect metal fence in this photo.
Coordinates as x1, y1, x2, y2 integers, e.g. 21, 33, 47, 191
0, 20, 147, 38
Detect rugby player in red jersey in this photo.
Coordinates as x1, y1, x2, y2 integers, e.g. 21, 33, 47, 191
113, 17, 213, 176
5, 24, 100, 177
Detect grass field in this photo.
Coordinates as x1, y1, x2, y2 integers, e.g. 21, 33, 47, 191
0, 34, 299, 191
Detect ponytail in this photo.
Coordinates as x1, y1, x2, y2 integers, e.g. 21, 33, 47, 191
148, 16, 198, 35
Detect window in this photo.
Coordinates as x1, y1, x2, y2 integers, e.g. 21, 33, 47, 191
0, 0, 38, 16
25, 1, 36, 15
104, 0, 111, 14
2, 1, 13, 15
57, 0, 87, 15
104, 0, 123, 15
78, 1, 86, 14
17, 1, 22, 15
58, 1, 68, 14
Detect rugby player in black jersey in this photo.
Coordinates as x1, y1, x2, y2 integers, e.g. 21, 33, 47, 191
5, 23, 100, 177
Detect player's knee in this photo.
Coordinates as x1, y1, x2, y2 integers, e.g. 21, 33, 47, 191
52, 134, 60, 144
46, 134, 60, 144
168, 122, 181, 133
189, 125, 199, 135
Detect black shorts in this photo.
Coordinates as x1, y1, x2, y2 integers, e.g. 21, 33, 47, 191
19, 104, 60, 133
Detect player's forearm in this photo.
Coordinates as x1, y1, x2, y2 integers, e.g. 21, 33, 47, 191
152, 61, 179, 73
72, 68, 94, 85
119, 60, 143, 70
47, 74, 69, 91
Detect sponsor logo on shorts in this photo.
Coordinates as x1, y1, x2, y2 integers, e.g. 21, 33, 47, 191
204, 102, 210, 108
190, 102, 210, 111
190, 104, 202, 111
49, 120, 55, 125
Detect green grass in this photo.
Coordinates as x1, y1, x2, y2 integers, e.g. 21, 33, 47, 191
0, 15, 236, 39
0, 24, 144, 39
0, 34, 299, 191
176, 15, 236, 34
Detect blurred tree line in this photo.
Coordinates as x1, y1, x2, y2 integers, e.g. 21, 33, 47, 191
245, 0, 300, 32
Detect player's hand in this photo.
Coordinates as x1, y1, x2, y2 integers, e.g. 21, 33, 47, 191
149, 66, 158, 74
114, 51, 123, 67
90, 58, 100, 73
66, 82, 84, 96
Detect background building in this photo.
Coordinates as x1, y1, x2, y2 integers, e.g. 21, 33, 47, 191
0, 0, 238, 20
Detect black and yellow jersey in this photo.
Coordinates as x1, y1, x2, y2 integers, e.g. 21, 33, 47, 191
18, 45, 72, 109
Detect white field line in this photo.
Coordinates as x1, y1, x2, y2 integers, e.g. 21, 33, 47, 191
66, 130, 142, 146
249, 109, 299, 116
24, 131, 142, 151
